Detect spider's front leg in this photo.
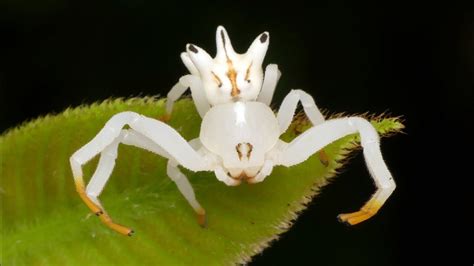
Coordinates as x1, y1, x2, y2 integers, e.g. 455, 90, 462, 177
275, 117, 396, 225
70, 112, 212, 235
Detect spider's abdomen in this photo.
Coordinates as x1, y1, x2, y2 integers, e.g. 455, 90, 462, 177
199, 101, 279, 168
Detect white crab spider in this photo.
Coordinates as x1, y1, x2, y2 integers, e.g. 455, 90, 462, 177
165, 26, 281, 119
70, 28, 396, 237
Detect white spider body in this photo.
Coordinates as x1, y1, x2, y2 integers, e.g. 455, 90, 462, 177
200, 101, 279, 182
70, 27, 397, 236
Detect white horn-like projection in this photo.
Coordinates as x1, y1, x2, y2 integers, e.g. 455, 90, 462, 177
215, 25, 237, 61
180, 52, 199, 76
186, 43, 213, 75
245, 31, 270, 67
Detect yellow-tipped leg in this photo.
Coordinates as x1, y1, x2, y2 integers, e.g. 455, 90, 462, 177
158, 113, 171, 123
338, 210, 375, 225
98, 214, 134, 236
75, 179, 102, 215
196, 207, 207, 228
337, 199, 382, 225
75, 177, 134, 236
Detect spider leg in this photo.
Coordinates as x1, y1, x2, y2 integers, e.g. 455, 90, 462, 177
256, 64, 281, 105
276, 117, 396, 225
277, 89, 325, 134
167, 138, 207, 227
72, 131, 142, 236
86, 129, 170, 201
70, 111, 211, 235
277, 89, 327, 165
165, 74, 211, 120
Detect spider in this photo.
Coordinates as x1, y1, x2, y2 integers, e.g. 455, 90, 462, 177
70, 26, 396, 236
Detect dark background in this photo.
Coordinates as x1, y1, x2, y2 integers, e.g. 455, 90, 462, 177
1, 1, 472, 265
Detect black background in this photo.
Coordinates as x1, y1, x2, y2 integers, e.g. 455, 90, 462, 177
1, 1, 472, 265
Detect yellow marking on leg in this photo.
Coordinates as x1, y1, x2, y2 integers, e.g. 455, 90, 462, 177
337, 199, 382, 225
338, 210, 375, 225
75, 178, 102, 215
196, 207, 207, 228
158, 113, 171, 123
98, 213, 134, 236
75, 177, 134, 236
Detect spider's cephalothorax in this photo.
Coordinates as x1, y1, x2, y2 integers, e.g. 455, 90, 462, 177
183, 26, 269, 105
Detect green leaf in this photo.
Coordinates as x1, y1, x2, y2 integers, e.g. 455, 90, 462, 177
0, 98, 403, 265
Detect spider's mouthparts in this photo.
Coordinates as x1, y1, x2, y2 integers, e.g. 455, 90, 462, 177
231, 172, 254, 181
